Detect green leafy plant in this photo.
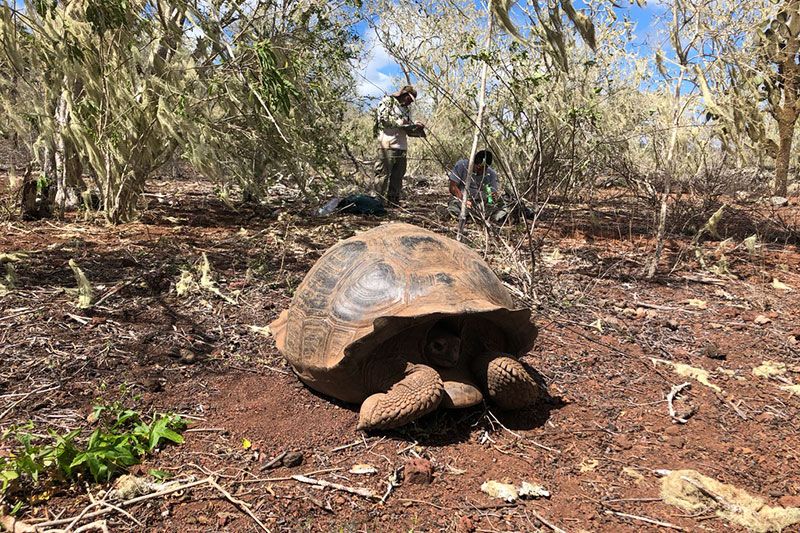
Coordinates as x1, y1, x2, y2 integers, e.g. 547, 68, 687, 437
0, 402, 186, 500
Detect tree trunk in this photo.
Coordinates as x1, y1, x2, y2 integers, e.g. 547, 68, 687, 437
775, 114, 794, 197
456, 0, 494, 242
20, 166, 37, 220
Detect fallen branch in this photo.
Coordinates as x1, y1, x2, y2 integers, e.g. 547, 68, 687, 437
26, 478, 213, 529
667, 382, 693, 424
291, 475, 380, 500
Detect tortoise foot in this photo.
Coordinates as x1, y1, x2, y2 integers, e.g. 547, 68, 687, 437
474, 354, 541, 410
357, 364, 444, 430
437, 361, 483, 408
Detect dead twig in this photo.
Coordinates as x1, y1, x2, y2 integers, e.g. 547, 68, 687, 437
486, 410, 561, 454
72, 519, 109, 533
28, 478, 212, 529
605, 510, 685, 531
0, 384, 60, 421
259, 451, 287, 472
291, 475, 380, 500
329, 440, 362, 453
527, 508, 569, 533
679, 475, 742, 514
380, 467, 401, 504
207, 477, 270, 532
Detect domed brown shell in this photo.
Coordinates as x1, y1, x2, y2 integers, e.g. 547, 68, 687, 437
270, 223, 537, 402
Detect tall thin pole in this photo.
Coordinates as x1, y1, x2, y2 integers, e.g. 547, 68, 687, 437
457, 0, 494, 242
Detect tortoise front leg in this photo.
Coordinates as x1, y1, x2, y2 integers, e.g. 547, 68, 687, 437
471, 352, 541, 410
357, 364, 444, 430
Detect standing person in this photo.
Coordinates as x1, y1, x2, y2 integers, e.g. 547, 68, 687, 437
375, 85, 424, 206
447, 150, 501, 220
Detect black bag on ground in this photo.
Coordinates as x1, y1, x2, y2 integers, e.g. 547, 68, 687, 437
339, 194, 387, 216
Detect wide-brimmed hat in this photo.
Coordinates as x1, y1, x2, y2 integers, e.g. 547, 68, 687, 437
392, 85, 417, 101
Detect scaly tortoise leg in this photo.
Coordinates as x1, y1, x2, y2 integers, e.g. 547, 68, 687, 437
471, 352, 541, 410
357, 364, 444, 430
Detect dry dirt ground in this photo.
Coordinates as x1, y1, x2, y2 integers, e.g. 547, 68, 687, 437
1, 169, 800, 533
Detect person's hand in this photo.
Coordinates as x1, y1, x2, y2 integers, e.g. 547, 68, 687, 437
466, 199, 473, 209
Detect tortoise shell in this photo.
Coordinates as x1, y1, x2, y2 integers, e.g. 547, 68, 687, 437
270, 223, 537, 402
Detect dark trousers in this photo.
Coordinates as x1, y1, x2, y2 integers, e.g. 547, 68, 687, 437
376, 148, 407, 204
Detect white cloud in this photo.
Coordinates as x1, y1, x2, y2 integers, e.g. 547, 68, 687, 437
355, 28, 401, 100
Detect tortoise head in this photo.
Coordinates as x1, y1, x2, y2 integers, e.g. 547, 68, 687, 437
423, 321, 462, 368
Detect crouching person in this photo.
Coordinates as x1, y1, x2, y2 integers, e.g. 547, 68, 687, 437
447, 150, 534, 224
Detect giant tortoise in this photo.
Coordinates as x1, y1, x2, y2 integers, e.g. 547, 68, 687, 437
270, 223, 542, 430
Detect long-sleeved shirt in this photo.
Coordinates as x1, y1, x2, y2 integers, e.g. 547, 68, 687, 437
376, 95, 412, 150
449, 159, 499, 201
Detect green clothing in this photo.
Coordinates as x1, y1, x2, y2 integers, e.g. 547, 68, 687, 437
376, 148, 407, 205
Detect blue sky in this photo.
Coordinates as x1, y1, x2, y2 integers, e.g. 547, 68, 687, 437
356, 0, 669, 99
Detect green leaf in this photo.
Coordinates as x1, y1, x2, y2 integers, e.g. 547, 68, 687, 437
148, 469, 172, 481
148, 416, 184, 451
0, 469, 19, 492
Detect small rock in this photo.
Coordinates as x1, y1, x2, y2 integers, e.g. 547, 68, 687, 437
282, 451, 304, 468
664, 319, 679, 330
665, 425, 682, 436
779, 495, 800, 508
771, 196, 789, 208
701, 342, 725, 360
754, 315, 772, 325
349, 463, 378, 475
179, 348, 197, 364
456, 516, 475, 533
142, 377, 162, 392
404, 458, 433, 485
622, 308, 638, 318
